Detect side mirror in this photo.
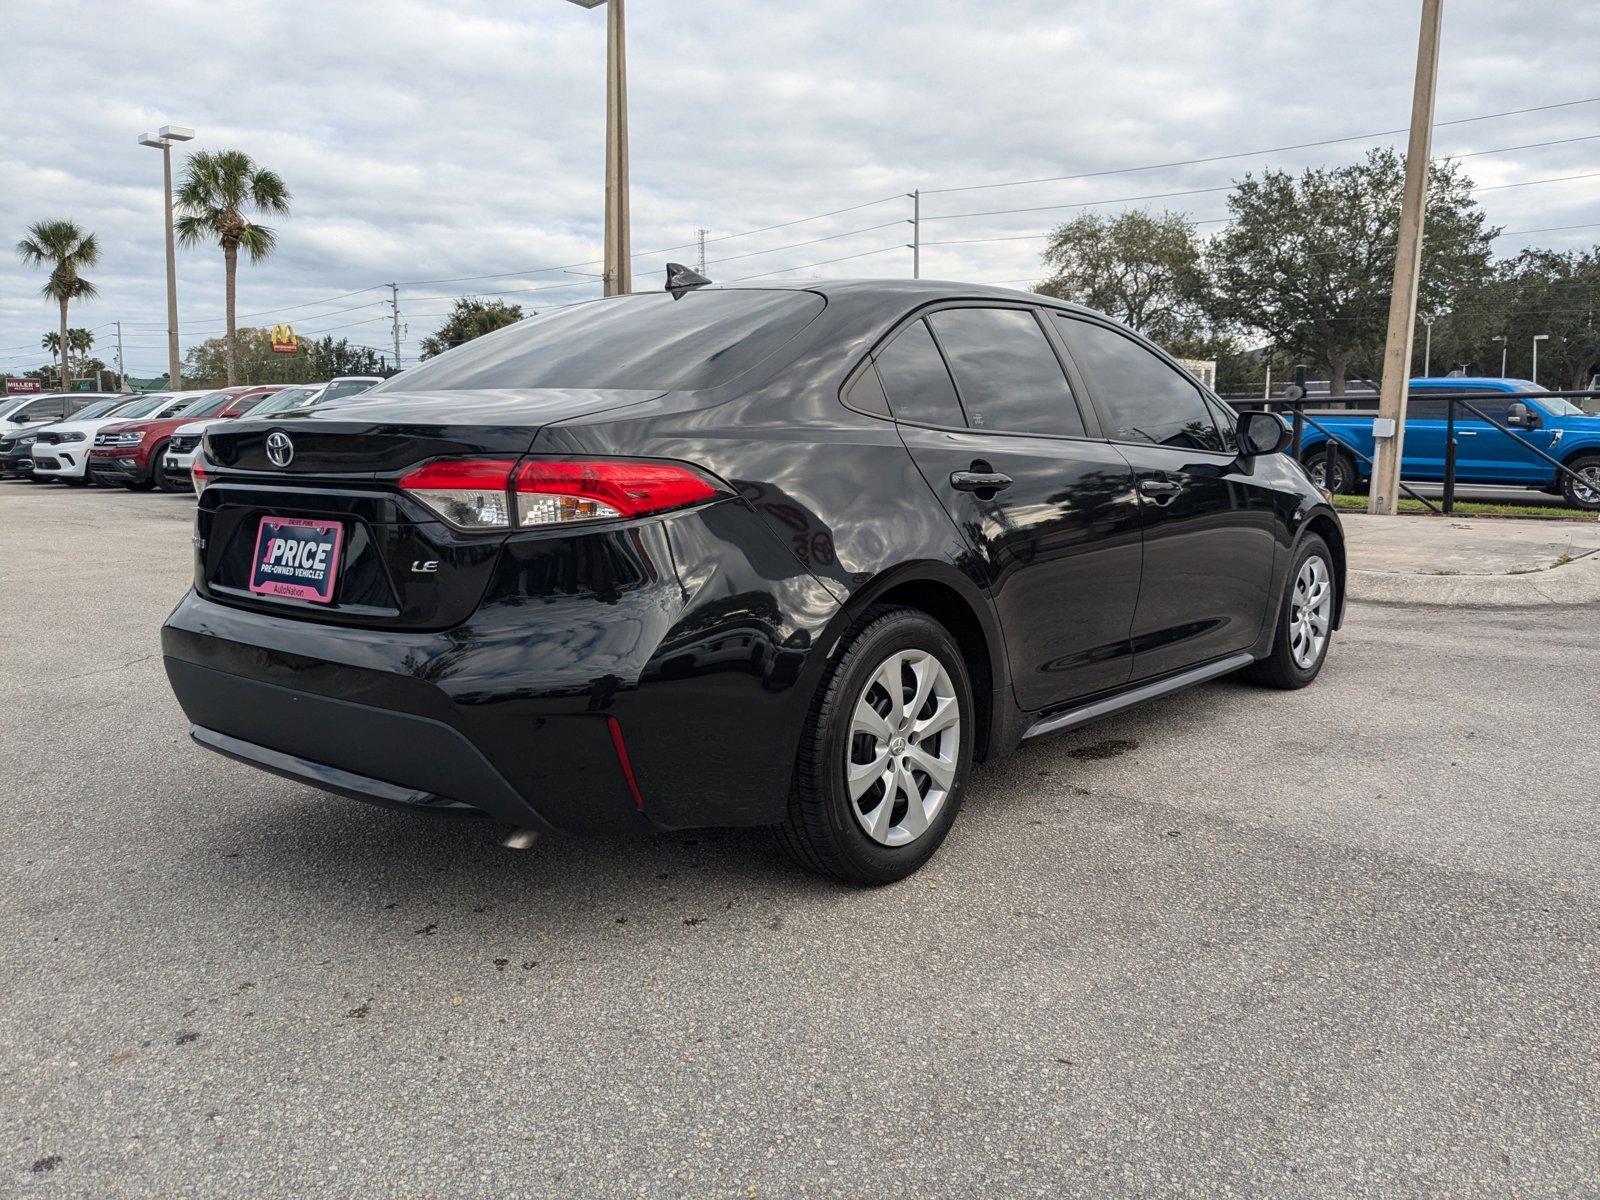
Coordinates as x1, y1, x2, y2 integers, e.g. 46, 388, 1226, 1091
1236, 410, 1293, 457
1506, 402, 1539, 430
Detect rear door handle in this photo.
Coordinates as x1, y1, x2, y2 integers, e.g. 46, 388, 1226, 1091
951, 469, 1014, 493
1138, 477, 1181, 496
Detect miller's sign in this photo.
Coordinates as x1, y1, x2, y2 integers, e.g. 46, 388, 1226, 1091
270, 324, 300, 354
5, 377, 43, 395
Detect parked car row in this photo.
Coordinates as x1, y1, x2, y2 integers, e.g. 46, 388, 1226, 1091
0, 377, 382, 492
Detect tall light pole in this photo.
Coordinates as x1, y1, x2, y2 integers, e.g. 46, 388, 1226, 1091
1492, 334, 1507, 377
566, 0, 631, 296
1532, 333, 1550, 385
1368, 0, 1443, 516
138, 124, 194, 388
1420, 312, 1436, 376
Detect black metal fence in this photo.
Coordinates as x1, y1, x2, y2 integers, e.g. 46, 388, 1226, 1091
1227, 388, 1600, 515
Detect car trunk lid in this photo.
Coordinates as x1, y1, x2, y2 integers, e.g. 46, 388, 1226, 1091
194, 387, 663, 629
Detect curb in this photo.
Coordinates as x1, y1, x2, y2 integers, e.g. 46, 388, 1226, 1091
1347, 553, 1600, 608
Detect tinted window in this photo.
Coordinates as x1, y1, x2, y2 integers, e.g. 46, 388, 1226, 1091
927, 307, 1084, 437
872, 320, 965, 428
1405, 397, 1448, 421
320, 380, 377, 404
23, 397, 66, 421
1053, 316, 1225, 452
843, 362, 890, 418
381, 290, 825, 393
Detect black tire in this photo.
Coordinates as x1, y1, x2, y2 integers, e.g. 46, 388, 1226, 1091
1245, 534, 1335, 690
1559, 454, 1600, 511
1306, 447, 1362, 495
152, 444, 184, 493
775, 605, 975, 886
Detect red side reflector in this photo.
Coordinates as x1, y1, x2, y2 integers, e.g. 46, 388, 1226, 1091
606, 716, 645, 811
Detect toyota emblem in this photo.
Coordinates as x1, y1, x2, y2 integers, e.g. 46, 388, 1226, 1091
265, 431, 294, 468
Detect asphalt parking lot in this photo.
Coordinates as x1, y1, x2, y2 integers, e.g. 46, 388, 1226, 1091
3, 480, 1597, 1198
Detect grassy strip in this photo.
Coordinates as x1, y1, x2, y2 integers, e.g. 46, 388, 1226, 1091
1329, 493, 1592, 519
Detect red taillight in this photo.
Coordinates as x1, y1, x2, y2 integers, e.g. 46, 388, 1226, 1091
399, 458, 516, 530
511, 459, 722, 526
399, 457, 724, 531
191, 455, 209, 494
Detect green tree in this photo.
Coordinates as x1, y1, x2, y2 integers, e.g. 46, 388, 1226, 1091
40, 331, 60, 364
419, 298, 525, 359
307, 336, 389, 377
1490, 247, 1600, 388
1206, 149, 1497, 394
1036, 209, 1209, 347
15, 219, 100, 392
174, 150, 292, 387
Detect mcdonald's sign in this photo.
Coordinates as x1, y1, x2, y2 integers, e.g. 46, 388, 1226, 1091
270, 324, 299, 354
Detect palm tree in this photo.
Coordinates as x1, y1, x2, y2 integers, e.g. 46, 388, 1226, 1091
174, 150, 291, 386
40, 331, 60, 365
16, 220, 100, 392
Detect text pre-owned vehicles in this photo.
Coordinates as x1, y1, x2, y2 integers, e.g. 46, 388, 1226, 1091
90, 386, 282, 491
162, 280, 1343, 885
163, 385, 320, 489
1298, 377, 1600, 509
25, 394, 157, 484
0, 392, 126, 478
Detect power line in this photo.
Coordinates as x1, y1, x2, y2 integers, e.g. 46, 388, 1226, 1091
920, 95, 1600, 196
727, 244, 908, 282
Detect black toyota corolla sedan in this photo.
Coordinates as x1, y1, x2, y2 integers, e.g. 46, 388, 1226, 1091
162, 277, 1343, 884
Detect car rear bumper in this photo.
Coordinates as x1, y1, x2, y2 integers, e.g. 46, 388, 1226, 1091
160, 504, 838, 836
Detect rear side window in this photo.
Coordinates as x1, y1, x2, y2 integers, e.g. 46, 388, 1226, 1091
872, 320, 965, 428
926, 307, 1084, 437
381, 290, 825, 392
1053, 316, 1225, 453
1405, 398, 1448, 421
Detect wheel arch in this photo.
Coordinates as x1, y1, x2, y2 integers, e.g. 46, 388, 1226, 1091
819, 563, 1012, 762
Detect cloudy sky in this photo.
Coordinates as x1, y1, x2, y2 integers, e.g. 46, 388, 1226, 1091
2, 0, 1596, 378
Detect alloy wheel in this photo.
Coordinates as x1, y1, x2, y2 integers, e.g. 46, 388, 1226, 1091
846, 648, 961, 847
1571, 464, 1600, 507
1289, 555, 1333, 670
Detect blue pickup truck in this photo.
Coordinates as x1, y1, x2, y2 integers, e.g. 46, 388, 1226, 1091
1298, 377, 1600, 510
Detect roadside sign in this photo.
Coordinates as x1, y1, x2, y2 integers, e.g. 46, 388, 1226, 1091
4, 377, 42, 395
270, 323, 300, 354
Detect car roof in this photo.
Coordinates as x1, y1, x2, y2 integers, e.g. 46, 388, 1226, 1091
1410, 377, 1540, 392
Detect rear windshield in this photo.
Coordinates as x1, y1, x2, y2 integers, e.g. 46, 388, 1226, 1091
377, 289, 826, 393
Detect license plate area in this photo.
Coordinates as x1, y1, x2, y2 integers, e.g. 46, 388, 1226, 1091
249, 516, 344, 604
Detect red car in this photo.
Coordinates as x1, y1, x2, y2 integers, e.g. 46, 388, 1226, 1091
90, 385, 284, 491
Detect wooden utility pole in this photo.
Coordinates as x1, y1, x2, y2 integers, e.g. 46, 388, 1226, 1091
1369, 0, 1444, 515
604, 0, 631, 296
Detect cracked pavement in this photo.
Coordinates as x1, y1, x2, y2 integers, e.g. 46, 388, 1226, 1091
2, 480, 1597, 1198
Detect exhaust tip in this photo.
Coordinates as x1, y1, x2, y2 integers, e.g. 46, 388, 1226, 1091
502, 827, 541, 851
